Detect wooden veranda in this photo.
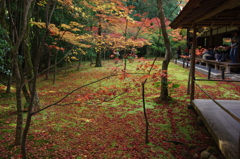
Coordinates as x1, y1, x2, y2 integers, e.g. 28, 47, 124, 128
169, 0, 240, 158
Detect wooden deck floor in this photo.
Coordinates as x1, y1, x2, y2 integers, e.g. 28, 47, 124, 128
192, 99, 240, 159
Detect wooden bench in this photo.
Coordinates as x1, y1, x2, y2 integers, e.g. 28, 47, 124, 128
196, 58, 240, 73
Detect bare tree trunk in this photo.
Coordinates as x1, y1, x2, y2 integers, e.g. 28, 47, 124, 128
13, 56, 23, 146
95, 51, 102, 67
157, 0, 172, 100
95, 19, 102, 67
45, 51, 51, 80
10, 0, 35, 145
77, 54, 82, 71
21, 1, 56, 157
142, 83, 149, 144
24, 37, 41, 111
103, 49, 106, 61
19, 2, 40, 112
123, 17, 128, 78
53, 50, 58, 84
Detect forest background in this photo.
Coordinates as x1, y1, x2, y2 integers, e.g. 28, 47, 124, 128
0, 0, 201, 158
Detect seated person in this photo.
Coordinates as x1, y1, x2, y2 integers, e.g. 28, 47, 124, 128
218, 45, 230, 62
202, 47, 214, 60
214, 46, 221, 61
223, 45, 230, 60
206, 47, 214, 60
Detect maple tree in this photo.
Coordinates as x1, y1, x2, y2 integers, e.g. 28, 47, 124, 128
81, 0, 166, 68
156, 0, 172, 100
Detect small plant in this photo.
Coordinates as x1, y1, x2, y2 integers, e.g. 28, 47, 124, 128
167, 82, 180, 96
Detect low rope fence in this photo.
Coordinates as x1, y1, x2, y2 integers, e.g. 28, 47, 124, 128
194, 80, 240, 122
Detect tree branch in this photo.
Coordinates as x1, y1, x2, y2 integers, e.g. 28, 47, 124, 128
31, 74, 115, 115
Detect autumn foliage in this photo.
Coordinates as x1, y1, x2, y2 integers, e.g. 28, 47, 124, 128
0, 0, 194, 158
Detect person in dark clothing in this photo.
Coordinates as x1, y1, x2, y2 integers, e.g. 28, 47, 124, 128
230, 31, 240, 63
205, 46, 214, 60
218, 45, 230, 62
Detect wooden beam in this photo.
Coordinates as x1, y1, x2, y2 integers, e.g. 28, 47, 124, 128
181, 23, 240, 28
203, 19, 240, 22
169, 0, 208, 28
195, 0, 240, 23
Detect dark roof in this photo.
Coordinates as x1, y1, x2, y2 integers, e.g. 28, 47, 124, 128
169, 0, 240, 29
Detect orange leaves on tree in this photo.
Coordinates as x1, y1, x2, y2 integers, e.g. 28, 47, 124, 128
31, 21, 91, 48
140, 74, 151, 81
169, 28, 186, 42
49, 28, 57, 36
46, 44, 65, 51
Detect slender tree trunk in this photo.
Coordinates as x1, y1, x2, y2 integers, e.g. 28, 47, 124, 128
11, 0, 25, 142
77, 54, 82, 71
18, 2, 40, 112
157, 0, 172, 100
123, 17, 129, 78
45, 51, 51, 80
21, 1, 54, 158
53, 50, 58, 84
95, 52, 102, 67
32, 2, 40, 70
103, 49, 106, 61
0, 0, 5, 25
11, 0, 34, 145
24, 32, 41, 111
142, 83, 149, 144
13, 51, 23, 145
95, 19, 102, 67
124, 58, 127, 78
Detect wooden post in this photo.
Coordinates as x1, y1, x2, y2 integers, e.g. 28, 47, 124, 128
221, 67, 225, 80
208, 66, 211, 79
187, 27, 191, 49
190, 24, 197, 101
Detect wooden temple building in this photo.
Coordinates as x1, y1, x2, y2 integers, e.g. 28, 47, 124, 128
169, 0, 240, 158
